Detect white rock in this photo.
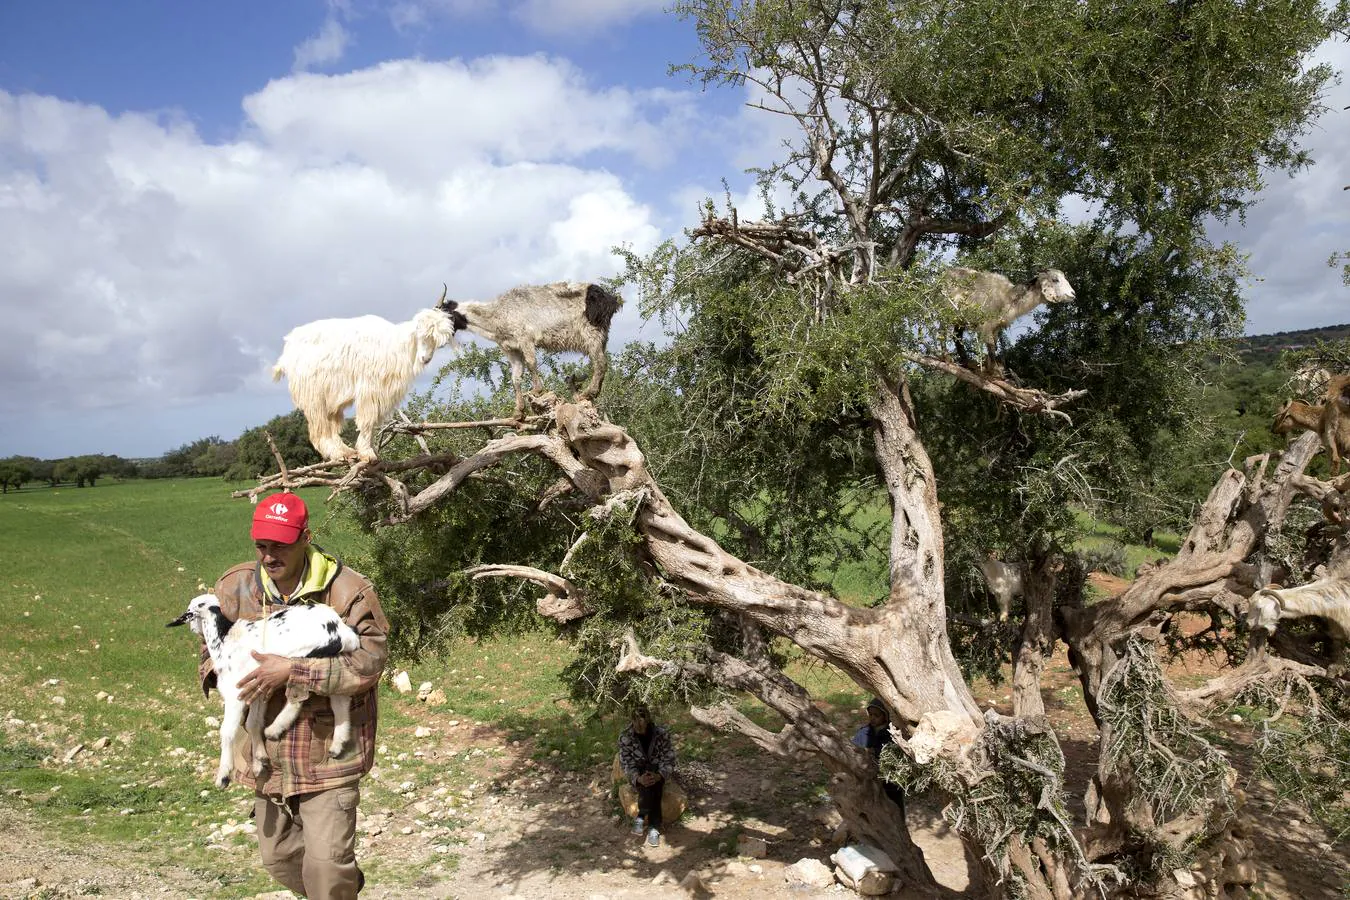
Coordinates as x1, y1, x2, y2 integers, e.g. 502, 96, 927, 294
50, 696, 66, 706
1230, 714, 1243, 723
417, 681, 434, 700
784, 858, 834, 888
414, 726, 433, 738
392, 671, 413, 694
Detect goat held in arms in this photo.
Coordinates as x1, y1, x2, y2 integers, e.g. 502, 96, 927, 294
168, 594, 359, 788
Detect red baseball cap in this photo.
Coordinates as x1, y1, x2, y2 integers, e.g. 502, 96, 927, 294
252, 492, 309, 544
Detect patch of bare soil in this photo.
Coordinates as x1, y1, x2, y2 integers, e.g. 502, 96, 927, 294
0, 806, 226, 899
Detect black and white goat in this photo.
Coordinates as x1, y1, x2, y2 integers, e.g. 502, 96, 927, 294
437, 281, 622, 418
167, 594, 359, 788
272, 297, 461, 461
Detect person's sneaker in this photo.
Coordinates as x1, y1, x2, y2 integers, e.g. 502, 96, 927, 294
631, 815, 645, 835
646, 827, 661, 847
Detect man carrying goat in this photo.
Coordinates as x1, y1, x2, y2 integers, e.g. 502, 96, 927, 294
196, 492, 388, 899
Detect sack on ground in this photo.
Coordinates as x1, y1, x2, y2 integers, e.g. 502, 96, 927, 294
611, 754, 687, 822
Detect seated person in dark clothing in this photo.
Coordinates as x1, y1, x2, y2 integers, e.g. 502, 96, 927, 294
617, 703, 677, 847
852, 697, 906, 812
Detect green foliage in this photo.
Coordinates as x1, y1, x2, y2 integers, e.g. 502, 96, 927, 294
881, 715, 1074, 889
1098, 638, 1235, 875
225, 410, 323, 480
1250, 678, 1350, 842
559, 496, 725, 713
1079, 542, 1129, 579
679, 0, 1346, 250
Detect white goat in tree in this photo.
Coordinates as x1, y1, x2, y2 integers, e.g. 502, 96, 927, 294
272, 298, 460, 461
168, 594, 359, 788
976, 553, 1022, 622
944, 267, 1076, 373
437, 281, 623, 418
1249, 575, 1350, 674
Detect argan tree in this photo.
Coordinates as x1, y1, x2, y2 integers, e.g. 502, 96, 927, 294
243, 1, 1349, 895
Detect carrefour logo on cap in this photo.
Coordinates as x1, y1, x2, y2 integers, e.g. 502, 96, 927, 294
270, 502, 289, 517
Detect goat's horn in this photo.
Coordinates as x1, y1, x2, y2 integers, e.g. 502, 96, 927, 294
437, 283, 447, 305
166, 612, 191, 627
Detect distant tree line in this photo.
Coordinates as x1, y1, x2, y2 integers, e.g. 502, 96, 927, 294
0, 410, 329, 491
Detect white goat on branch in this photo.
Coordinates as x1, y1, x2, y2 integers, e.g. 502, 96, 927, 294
943, 267, 1076, 373
272, 296, 460, 461
1249, 575, 1350, 674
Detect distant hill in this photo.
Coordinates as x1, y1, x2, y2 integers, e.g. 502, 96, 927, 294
1236, 323, 1350, 363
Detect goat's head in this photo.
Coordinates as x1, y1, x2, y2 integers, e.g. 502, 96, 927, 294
435, 283, 469, 333
166, 593, 220, 638
1248, 589, 1283, 635
1271, 400, 1295, 435
412, 306, 459, 366
1034, 269, 1076, 305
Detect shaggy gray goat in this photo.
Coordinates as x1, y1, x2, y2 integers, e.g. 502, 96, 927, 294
1249, 575, 1350, 674
438, 281, 623, 418
944, 267, 1076, 373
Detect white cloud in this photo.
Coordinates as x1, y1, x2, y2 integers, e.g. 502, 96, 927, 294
0, 55, 674, 456
293, 16, 353, 72
1211, 40, 1350, 334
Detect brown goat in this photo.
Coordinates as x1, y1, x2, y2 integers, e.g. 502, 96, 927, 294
1272, 375, 1350, 475
1321, 374, 1350, 475
1271, 399, 1322, 435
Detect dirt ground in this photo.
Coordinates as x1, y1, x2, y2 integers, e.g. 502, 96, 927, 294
3, 606, 1348, 899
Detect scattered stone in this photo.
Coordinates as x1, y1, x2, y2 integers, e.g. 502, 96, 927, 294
414, 726, 433, 738
785, 858, 834, 888
1230, 713, 1243, 723
392, 671, 413, 694
678, 871, 712, 896
417, 681, 434, 700
90, 736, 110, 751
651, 870, 675, 885
50, 695, 66, 706
424, 689, 448, 706
63, 743, 84, 763
1173, 870, 1197, 888
736, 835, 769, 858
204, 716, 220, 728
748, 864, 763, 874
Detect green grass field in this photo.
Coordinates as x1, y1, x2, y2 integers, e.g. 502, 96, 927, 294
0, 477, 1172, 895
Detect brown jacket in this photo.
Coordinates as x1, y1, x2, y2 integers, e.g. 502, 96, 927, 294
199, 555, 389, 797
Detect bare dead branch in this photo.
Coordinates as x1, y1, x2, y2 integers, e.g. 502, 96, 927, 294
906, 353, 1088, 419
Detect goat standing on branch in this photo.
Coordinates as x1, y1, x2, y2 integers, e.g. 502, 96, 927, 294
438, 281, 623, 419
272, 294, 461, 461
943, 267, 1076, 374
1271, 373, 1350, 475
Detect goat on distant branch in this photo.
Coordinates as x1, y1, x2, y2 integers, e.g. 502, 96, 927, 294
943, 267, 1076, 374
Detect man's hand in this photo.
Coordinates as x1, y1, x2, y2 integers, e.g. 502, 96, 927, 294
638, 772, 663, 787
237, 651, 293, 704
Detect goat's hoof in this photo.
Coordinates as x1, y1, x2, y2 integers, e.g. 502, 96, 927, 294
215, 774, 232, 789
251, 758, 268, 777
263, 726, 283, 740
328, 743, 348, 759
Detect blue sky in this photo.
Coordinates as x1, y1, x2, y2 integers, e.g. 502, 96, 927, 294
1, 1, 1347, 460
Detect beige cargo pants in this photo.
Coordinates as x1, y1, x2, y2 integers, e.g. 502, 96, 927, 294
255, 786, 363, 899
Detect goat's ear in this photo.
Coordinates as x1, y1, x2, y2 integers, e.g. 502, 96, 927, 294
166, 612, 191, 627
